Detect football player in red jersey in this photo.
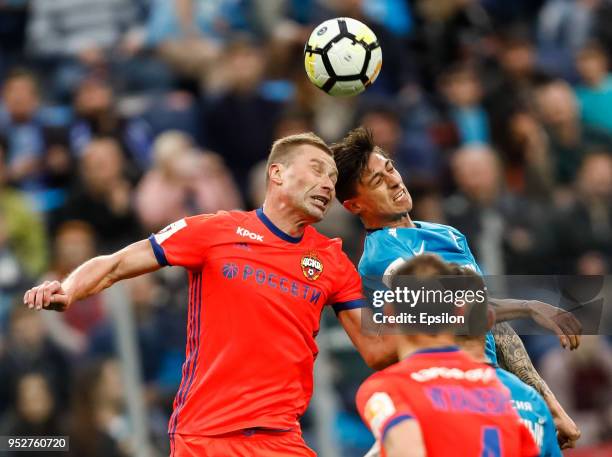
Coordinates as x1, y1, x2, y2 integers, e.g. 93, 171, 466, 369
24, 132, 396, 456
356, 254, 540, 457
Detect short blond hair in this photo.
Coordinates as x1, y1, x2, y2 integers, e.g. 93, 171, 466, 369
266, 132, 332, 183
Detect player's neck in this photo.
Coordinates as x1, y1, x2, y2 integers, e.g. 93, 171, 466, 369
397, 334, 457, 360
261, 200, 310, 238
456, 339, 487, 363
362, 212, 415, 230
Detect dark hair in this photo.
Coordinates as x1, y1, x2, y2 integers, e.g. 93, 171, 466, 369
3, 67, 39, 92
332, 127, 386, 202
391, 254, 489, 335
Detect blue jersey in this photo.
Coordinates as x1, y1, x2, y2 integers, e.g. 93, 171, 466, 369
358, 221, 498, 362
495, 366, 561, 457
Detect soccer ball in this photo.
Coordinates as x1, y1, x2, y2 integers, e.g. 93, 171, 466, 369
304, 17, 382, 97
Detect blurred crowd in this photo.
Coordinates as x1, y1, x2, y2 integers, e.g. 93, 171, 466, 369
0, 0, 611, 455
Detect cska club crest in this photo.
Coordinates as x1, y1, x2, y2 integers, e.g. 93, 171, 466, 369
301, 252, 323, 281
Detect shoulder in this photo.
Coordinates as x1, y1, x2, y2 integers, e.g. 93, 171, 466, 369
304, 227, 349, 257
188, 209, 249, 226
357, 369, 397, 400
416, 220, 465, 237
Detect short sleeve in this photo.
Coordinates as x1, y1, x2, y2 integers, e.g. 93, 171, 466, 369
148, 214, 218, 269
327, 253, 365, 314
356, 376, 415, 441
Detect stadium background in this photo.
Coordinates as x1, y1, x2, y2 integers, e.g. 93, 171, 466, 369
0, 0, 611, 455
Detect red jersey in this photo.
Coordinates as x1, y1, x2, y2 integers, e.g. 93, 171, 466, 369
149, 209, 363, 437
356, 346, 539, 457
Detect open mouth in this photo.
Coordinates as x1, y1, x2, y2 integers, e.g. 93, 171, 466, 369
393, 189, 406, 202
311, 195, 330, 209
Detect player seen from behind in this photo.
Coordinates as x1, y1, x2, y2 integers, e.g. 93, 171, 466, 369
356, 254, 540, 457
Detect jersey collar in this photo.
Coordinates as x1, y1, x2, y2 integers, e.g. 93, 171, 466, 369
366, 221, 422, 234
256, 208, 303, 244
408, 345, 460, 357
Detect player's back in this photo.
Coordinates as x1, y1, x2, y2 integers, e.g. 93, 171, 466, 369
357, 346, 539, 457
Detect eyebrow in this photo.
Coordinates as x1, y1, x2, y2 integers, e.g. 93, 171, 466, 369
310, 158, 338, 178
366, 159, 392, 185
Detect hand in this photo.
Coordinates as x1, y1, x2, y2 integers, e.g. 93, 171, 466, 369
23, 280, 72, 312
528, 300, 582, 349
552, 405, 581, 449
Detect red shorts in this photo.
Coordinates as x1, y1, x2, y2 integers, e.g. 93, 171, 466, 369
170, 429, 317, 457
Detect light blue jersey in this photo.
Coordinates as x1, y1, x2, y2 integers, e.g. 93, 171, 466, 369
495, 366, 562, 457
358, 221, 498, 362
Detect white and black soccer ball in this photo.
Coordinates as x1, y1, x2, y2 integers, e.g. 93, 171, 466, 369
304, 17, 382, 97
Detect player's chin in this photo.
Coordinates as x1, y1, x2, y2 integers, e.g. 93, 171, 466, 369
305, 202, 328, 221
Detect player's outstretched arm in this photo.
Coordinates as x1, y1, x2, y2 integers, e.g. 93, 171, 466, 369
337, 308, 398, 370
489, 298, 582, 350
493, 322, 581, 449
23, 239, 161, 312
383, 420, 426, 457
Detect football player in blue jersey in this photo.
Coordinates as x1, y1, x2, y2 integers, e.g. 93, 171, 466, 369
332, 127, 581, 449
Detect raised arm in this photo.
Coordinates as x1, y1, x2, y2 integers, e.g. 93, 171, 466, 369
493, 322, 581, 449
24, 239, 161, 312
489, 298, 582, 350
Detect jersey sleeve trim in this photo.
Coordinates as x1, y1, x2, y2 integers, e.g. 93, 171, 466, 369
381, 413, 415, 442
332, 299, 366, 315
148, 235, 170, 266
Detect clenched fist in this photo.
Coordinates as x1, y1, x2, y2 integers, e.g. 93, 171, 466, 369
23, 280, 72, 312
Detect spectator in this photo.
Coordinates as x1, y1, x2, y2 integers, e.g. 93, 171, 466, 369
0, 68, 72, 211
438, 64, 490, 146
203, 39, 284, 193
0, 372, 66, 457
504, 110, 554, 197
69, 358, 130, 457
553, 152, 612, 274
135, 131, 242, 232
52, 138, 143, 252
70, 77, 153, 175
539, 336, 612, 446
575, 42, 612, 134
41, 221, 107, 356
0, 305, 70, 414
535, 78, 612, 185
360, 104, 440, 186
27, 0, 171, 100
444, 145, 555, 274
0, 150, 48, 279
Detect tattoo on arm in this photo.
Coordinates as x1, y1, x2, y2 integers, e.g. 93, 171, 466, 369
493, 322, 553, 397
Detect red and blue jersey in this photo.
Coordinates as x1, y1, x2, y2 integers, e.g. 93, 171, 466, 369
356, 346, 540, 457
149, 208, 364, 437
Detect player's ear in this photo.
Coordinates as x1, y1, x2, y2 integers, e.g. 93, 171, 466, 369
269, 163, 284, 185
343, 198, 361, 215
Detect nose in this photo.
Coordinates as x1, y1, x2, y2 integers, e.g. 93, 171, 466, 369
385, 169, 402, 188
321, 174, 335, 193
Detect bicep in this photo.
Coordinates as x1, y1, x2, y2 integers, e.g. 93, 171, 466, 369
383, 419, 426, 457
111, 239, 162, 281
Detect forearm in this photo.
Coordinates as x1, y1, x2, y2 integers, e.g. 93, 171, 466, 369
488, 298, 531, 322
61, 254, 122, 302
493, 322, 553, 398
